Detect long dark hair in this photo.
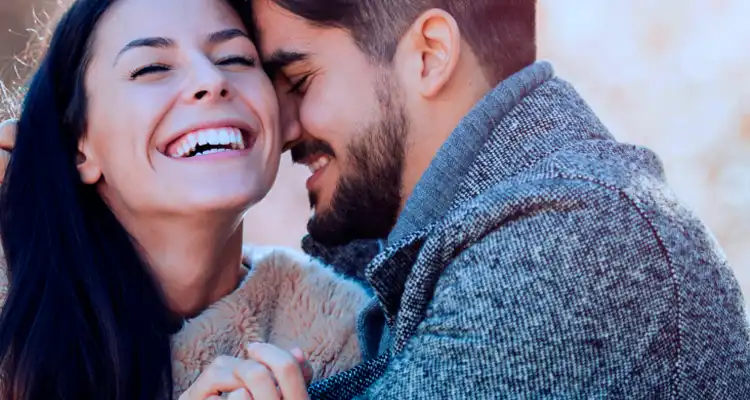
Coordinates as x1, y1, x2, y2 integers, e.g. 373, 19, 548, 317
0, 0, 255, 398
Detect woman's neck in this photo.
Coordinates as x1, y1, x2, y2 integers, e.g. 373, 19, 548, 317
126, 214, 246, 318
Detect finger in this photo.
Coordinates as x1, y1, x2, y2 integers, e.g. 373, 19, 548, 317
0, 119, 17, 151
226, 388, 254, 400
289, 348, 314, 385
245, 343, 308, 400
184, 356, 245, 399
0, 149, 10, 184
233, 360, 280, 400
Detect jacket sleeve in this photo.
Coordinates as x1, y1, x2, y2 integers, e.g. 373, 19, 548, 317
251, 248, 372, 381
357, 184, 682, 399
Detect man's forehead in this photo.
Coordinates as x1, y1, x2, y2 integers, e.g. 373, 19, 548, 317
251, 0, 319, 60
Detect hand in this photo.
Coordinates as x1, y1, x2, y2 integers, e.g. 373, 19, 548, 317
0, 119, 17, 184
179, 344, 313, 400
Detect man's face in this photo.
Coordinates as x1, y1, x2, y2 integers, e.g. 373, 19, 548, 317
253, 0, 410, 246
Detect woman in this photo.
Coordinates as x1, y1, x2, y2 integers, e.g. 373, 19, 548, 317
0, 0, 369, 398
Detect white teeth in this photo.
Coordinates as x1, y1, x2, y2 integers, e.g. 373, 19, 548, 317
170, 127, 246, 158
234, 131, 244, 149
207, 130, 219, 144
307, 155, 330, 173
194, 148, 232, 156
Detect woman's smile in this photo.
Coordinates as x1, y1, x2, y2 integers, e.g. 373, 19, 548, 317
164, 125, 257, 159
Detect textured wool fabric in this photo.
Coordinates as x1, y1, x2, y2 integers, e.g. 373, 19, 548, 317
302, 236, 383, 289
306, 62, 750, 399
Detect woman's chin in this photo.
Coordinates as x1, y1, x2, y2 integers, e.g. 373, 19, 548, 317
167, 188, 264, 218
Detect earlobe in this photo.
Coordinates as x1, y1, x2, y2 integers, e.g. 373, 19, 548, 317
413, 9, 461, 98
77, 140, 102, 185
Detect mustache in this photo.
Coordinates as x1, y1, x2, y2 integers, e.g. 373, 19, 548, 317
290, 140, 336, 163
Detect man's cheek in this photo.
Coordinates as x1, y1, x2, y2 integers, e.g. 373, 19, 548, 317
298, 93, 343, 139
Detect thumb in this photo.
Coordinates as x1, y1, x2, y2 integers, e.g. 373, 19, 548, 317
0, 119, 17, 151
0, 119, 16, 184
290, 348, 314, 385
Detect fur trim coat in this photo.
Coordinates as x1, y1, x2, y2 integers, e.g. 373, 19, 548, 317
0, 245, 370, 396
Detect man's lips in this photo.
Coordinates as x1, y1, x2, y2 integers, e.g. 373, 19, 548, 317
299, 153, 332, 191
290, 140, 335, 164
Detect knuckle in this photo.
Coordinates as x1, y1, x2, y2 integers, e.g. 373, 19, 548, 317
213, 355, 233, 367
202, 367, 219, 382
278, 357, 299, 377
203, 363, 228, 382
245, 363, 269, 379
244, 362, 270, 381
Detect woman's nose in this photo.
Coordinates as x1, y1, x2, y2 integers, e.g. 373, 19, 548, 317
183, 62, 232, 104
193, 88, 229, 101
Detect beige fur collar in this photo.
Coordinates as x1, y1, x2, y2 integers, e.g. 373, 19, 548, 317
170, 246, 369, 395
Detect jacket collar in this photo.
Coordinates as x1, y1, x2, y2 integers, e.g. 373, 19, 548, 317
365, 62, 556, 322
388, 61, 556, 245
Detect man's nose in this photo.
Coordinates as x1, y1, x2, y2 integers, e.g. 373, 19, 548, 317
281, 118, 302, 152
278, 91, 302, 151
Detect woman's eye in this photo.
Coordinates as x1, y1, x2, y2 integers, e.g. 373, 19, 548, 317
129, 64, 171, 80
216, 56, 256, 68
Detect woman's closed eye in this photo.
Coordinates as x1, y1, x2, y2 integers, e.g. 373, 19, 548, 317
216, 55, 256, 68
127, 55, 257, 80
129, 63, 171, 80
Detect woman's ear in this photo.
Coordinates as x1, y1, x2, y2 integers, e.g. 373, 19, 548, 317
77, 138, 102, 185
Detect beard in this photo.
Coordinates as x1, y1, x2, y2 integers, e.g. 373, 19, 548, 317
304, 77, 409, 246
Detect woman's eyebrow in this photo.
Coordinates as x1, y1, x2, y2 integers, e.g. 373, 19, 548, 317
113, 29, 249, 65
115, 37, 173, 65
206, 28, 248, 45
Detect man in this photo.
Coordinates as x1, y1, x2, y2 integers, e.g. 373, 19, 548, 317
2, 1, 749, 399
250, 0, 750, 398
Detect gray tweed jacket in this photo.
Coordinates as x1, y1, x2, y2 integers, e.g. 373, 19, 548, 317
304, 62, 750, 399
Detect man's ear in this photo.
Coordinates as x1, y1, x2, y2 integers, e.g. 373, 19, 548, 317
402, 9, 461, 98
77, 138, 102, 185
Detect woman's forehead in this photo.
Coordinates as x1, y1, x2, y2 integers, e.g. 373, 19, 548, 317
93, 0, 247, 54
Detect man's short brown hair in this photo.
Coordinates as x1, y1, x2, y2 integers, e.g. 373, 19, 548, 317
271, 0, 536, 84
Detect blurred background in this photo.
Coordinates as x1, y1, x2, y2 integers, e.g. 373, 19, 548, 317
1, 0, 749, 303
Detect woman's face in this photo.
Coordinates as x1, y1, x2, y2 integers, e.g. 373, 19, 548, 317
80, 0, 280, 218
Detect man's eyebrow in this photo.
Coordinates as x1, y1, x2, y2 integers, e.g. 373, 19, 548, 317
114, 29, 249, 65
262, 50, 308, 74
115, 37, 174, 64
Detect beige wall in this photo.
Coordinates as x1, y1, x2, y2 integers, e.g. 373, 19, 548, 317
2, 1, 749, 303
